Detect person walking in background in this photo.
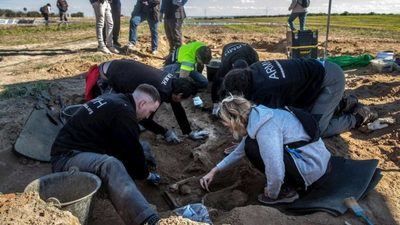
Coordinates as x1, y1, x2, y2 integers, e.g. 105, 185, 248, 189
40, 3, 51, 26
90, 0, 119, 54
127, 0, 161, 55
57, 0, 68, 25
160, 0, 187, 53
288, 0, 309, 31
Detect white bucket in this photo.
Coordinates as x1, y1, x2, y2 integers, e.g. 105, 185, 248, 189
376, 51, 394, 61
370, 59, 393, 73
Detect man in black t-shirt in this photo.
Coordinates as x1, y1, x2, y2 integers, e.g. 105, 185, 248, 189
51, 84, 161, 225
223, 59, 377, 137
85, 59, 209, 143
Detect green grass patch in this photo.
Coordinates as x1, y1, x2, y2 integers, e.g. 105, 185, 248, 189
0, 82, 50, 99
224, 24, 281, 34
0, 21, 95, 45
188, 14, 400, 39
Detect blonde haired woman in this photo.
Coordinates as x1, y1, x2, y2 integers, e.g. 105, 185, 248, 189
200, 96, 331, 204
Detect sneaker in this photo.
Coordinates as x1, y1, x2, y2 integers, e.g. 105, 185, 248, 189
126, 42, 136, 51
108, 46, 120, 54
353, 103, 378, 126
151, 50, 158, 55
258, 187, 299, 205
98, 46, 111, 54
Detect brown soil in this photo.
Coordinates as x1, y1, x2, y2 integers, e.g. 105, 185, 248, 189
0, 22, 399, 225
0, 192, 80, 225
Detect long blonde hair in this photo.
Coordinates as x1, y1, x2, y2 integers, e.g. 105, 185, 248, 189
219, 95, 252, 140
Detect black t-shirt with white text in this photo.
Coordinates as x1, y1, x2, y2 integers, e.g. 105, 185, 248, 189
51, 93, 149, 179
249, 59, 325, 108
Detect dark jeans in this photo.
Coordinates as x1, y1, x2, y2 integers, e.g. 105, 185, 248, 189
59, 11, 68, 22
42, 13, 49, 25
164, 18, 183, 53
211, 75, 223, 103
129, 13, 158, 51
110, 0, 121, 43
288, 12, 307, 31
163, 63, 208, 89
244, 137, 305, 191
51, 142, 157, 225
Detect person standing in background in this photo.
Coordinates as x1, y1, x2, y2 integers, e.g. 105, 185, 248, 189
57, 0, 69, 25
160, 0, 186, 53
288, 0, 309, 31
110, 0, 122, 47
40, 3, 51, 26
127, 0, 161, 55
90, 0, 119, 54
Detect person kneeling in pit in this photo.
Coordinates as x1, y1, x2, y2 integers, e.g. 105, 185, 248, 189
200, 96, 331, 204
85, 59, 209, 143
51, 84, 162, 225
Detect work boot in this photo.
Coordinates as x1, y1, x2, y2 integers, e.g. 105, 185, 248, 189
108, 46, 120, 54
258, 186, 299, 205
353, 103, 378, 127
98, 46, 111, 54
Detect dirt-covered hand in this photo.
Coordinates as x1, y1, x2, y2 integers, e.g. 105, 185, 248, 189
189, 130, 209, 140
200, 168, 218, 192
164, 129, 181, 144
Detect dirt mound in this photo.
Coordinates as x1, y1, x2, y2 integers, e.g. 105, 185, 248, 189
159, 216, 208, 225
0, 192, 80, 225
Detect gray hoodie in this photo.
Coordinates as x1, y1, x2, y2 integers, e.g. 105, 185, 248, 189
216, 105, 331, 199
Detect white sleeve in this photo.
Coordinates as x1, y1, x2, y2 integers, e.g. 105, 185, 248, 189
256, 122, 285, 199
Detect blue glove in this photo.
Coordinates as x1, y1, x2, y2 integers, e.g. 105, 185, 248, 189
189, 130, 209, 140
147, 172, 161, 185
164, 129, 182, 144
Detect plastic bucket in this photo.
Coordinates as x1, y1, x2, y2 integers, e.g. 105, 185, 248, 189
206, 59, 221, 81
24, 168, 102, 225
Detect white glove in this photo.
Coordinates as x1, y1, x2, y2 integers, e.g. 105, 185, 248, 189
212, 103, 220, 116
367, 117, 395, 130
193, 96, 203, 108
164, 129, 182, 144
189, 130, 209, 140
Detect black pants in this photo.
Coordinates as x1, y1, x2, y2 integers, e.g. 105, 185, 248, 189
244, 137, 305, 191
164, 18, 183, 53
211, 74, 223, 103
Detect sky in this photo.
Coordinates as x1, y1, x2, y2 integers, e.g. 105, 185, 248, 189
0, 0, 399, 17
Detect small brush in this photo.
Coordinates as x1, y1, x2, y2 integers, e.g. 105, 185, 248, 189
344, 197, 374, 225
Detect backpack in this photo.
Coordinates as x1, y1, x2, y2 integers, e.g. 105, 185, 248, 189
40, 6, 48, 14
297, 0, 310, 8
172, 0, 188, 7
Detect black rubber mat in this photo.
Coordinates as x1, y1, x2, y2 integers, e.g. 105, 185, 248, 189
14, 109, 62, 162
286, 156, 380, 216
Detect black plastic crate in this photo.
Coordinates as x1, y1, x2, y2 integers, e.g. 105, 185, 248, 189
290, 47, 318, 59
287, 30, 318, 47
